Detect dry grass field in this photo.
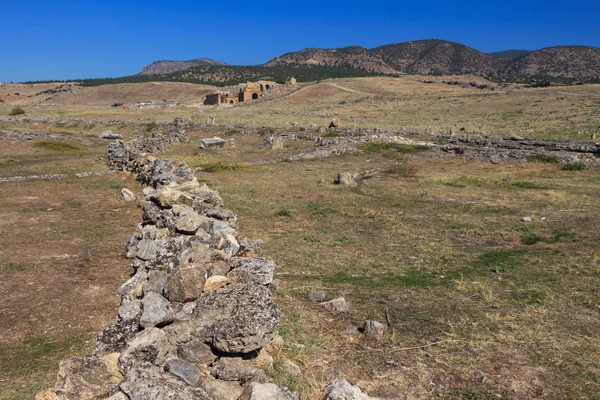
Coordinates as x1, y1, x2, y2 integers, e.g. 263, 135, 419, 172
0, 76, 599, 399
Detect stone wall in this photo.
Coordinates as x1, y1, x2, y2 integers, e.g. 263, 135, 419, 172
36, 120, 297, 400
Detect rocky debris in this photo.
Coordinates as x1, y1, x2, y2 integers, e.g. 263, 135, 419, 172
101, 130, 123, 139
241, 382, 300, 400
363, 320, 386, 337
522, 216, 533, 222
283, 359, 302, 377
323, 379, 382, 400
335, 172, 357, 186
0, 129, 91, 144
263, 135, 285, 150
200, 137, 227, 149
307, 291, 327, 302
39, 118, 299, 400
0, 173, 69, 183
321, 297, 349, 312
121, 188, 136, 201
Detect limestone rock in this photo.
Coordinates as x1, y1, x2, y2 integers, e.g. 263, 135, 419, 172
118, 300, 141, 322
107, 393, 128, 400
240, 382, 299, 400
140, 291, 174, 328
307, 291, 327, 302
321, 297, 349, 312
101, 131, 123, 140
176, 213, 212, 234
204, 275, 230, 292
118, 328, 171, 373
199, 375, 244, 400
34, 389, 58, 400
254, 348, 274, 370
363, 320, 386, 338
218, 233, 240, 257
232, 257, 275, 285
193, 184, 224, 208
156, 187, 193, 208
178, 338, 217, 365
200, 137, 226, 149
164, 358, 201, 386
211, 357, 257, 381
335, 172, 357, 186
119, 365, 210, 400
164, 266, 207, 303
54, 353, 123, 400
283, 359, 302, 377
95, 319, 140, 353
323, 379, 382, 400
121, 188, 136, 201
190, 284, 280, 353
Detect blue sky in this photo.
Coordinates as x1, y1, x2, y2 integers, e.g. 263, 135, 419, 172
2, 0, 599, 82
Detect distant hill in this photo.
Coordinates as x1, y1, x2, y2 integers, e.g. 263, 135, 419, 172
140, 58, 227, 75
500, 46, 600, 80
266, 40, 600, 82
487, 50, 532, 59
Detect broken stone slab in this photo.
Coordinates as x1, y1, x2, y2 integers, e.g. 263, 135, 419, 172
218, 233, 240, 257
156, 187, 194, 208
240, 382, 299, 400
211, 357, 258, 381
118, 300, 141, 322
118, 328, 172, 374
121, 188, 136, 201
164, 358, 201, 386
283, 359, 302, 377
164, 266, 207, 303
323, 379, 382, 400
189, 283, 280, 353
200, 137, 226, 149
232, 257, 275, 285
52, 353, 123, 400
101, 131, 123, 139
140, 291, 174, 328
176, 213, 213, 234
321, 297, 349, 312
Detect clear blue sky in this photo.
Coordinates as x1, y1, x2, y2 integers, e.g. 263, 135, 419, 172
3, 0, 599, 82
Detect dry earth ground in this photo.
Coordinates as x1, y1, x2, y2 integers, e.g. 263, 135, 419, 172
0, 77, 599, 399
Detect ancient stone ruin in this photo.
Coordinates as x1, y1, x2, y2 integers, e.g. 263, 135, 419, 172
36, 123, 294, 400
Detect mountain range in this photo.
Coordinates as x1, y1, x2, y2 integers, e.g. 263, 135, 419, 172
138, 39, 600, 83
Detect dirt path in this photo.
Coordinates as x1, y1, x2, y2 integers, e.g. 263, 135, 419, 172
273, 82, 374, 102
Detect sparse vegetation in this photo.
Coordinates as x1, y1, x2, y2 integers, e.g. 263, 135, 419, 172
363, 142, 429, 154
195, 161, 248, 172
32, 141, 82, 152
9, 106, 25, 116
562, 162, 587, 171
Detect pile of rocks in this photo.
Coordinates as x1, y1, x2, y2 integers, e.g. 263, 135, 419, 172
37, 126, 295, 400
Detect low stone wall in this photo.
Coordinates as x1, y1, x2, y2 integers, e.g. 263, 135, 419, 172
36, 123, 297, 400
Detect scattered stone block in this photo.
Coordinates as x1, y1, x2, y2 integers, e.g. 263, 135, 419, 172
164, 266, 207, 303
121, 188, 136, 201
363, 320, 386, 337
324, 379, 382, 400
308, 291, 327, 302
321, 297, 349, 312
140, 292, 174, 328
200, 137, 226, 149
101, 131, 123, 139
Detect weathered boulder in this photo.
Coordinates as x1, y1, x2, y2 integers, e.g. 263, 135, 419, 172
199, 375, 244, 400
193, 184, 224, 208
211, 357, 258, 381
164, 266, 206, 303
119, 365, 210, 400
323, 379, 382, 400
321, 297, 349, 312
232, 257, 275, 285
140, 291, 174, 328
121, 188, 136, 201
53, 353, 123, 400
177, 338, 217, 365
240, 382, 299, 400
156, 187, 194, 208
363, 320, 386, 338
118, 300, 141, 322
189, 284, 280, 353
176, 213, 213, 234
95, 319, 141, 353
118, 328, 171, 374
335, 172, 357, 186
218, 233, 240, 257
263, 136, 285, 150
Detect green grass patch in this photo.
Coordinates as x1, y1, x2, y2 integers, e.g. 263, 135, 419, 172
446, 175, 552, 190
307, 201, 336, 217
500, 109, 524, 119
363, 142, 430, 154
562, 163, 587, 171
322, 130, 341, 138
276, 208, 292, 217
143, 122, 158, 132
9, 106, 25, 116
32, 141, 82, 152
471, 249, 526, 274
521, 232, 572, 245
259, 126, 276, 135
196, 162, 248, 172
527, 154, 560, 164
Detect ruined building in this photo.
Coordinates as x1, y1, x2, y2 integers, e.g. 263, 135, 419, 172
203, 81, 277, 105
